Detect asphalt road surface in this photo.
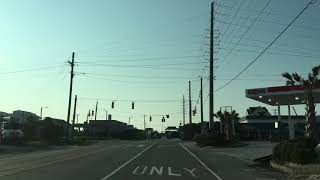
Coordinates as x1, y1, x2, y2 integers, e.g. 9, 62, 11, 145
0, 139, 287, 180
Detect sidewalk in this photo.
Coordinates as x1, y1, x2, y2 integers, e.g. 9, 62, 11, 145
195, 141, 277, 163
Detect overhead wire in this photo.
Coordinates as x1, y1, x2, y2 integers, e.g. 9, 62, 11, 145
216, 0, 272, 72
215, 0, 317, 92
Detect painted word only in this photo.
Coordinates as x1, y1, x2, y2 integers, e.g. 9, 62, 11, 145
132, 166, 196, 177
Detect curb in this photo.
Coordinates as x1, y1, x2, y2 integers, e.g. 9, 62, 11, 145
270, 160, 320, 176
270, 160, 294, 174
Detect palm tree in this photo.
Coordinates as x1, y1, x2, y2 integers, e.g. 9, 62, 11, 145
282, 65, 320, 142
214, 110, 239, 140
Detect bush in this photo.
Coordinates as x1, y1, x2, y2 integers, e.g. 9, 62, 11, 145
272, 137, 318, 164
193, 133, 229, 146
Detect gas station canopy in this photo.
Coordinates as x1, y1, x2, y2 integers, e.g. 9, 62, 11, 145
246, 85, 320, 106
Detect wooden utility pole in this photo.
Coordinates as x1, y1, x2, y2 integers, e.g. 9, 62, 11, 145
95, 101, 98, 120
71, 95, 77, 140
66, 52, 75, 141
209, 2, 215, 132
189, 81, 192, 124
200, 78, 204, 123
183, 95, 186, 125
144, 115, 146, 130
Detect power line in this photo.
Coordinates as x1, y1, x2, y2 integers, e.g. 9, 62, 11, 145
77, 55, 202, 63
215, 0, 317, 92
78, 72, 198, 80
78, 61, 205, 66
79, 97, 197, 103
217, 47, 320, 59
78, 64, 203, 71
216, 0, 272, 72
0, 65, 66, 75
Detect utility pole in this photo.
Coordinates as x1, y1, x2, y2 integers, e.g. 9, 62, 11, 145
189, 81, 192, 124
209, 2, 215, 132
95, 101, 98, 120
66, 52, 75, 141
104, 109, 108, 120
200, 78, 204, 123
40, 107, 48, 120
71, 95, 77, 140
128, 117, 131, 125
76, 114, 79, 124
144, 115, 146, 130
183, 95, 186, 126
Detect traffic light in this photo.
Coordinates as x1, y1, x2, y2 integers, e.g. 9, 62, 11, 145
111, 101, 114, 109
162, 117, 165, 122
132, 102, 135, 109
149, 116, 152, 122
91, 110, 94, 116
166, 114, 169, 118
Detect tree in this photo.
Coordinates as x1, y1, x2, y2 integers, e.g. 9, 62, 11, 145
282, 65, 320, 142
214, 110, 239, 140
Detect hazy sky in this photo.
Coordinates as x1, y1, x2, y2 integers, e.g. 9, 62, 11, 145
0, 0, 320, 131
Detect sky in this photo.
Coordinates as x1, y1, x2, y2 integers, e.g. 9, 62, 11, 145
0, 0, 320, 131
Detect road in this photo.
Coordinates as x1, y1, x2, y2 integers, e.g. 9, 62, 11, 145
0, 139, 287, 180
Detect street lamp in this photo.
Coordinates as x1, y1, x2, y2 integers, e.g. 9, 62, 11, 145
40, 107, 48, 120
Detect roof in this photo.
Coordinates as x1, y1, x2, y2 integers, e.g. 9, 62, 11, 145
246, 85, 320, 106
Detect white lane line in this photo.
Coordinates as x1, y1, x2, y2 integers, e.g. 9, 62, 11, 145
179, 143, 223, 180
101, 144, 153, 180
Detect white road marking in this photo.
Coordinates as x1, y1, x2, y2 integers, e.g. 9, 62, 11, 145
149, 166, 163, 176
168, 167, 182, 176
141, 166, 148, 174
132, 166, 140, 175
179, 143, 223, 180
183, 167, 197, 177
101, 144, 153, 180
132, 166, 148, 175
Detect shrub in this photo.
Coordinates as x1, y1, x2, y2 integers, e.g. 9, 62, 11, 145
193, 133, 228, 146
272, 137, 318, 164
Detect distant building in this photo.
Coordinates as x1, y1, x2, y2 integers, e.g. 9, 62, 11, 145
43, 117, 70, 133
85, 120, 134, 137
12, 110, 39, 123
0, 111, 11, 117
239, 106, 312, 140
